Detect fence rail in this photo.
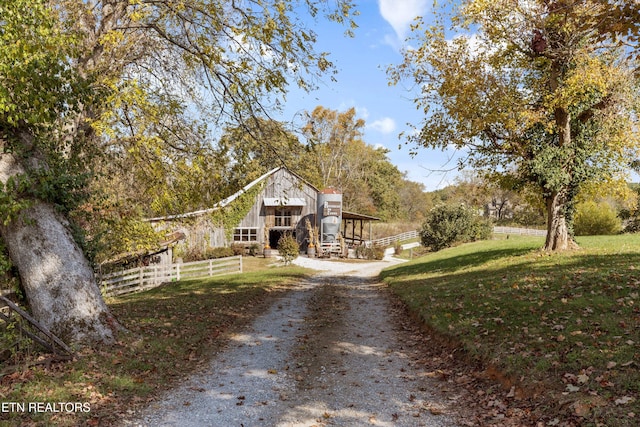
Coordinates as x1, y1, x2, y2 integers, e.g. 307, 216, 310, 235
369, 226, 546, 248
98, 255, 243, 298
370, 230, 419, 247
493, 226, 547, 236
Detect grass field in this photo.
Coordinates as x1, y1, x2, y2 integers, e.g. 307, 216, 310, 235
381, 234, 640, 426
0, 258, 312, 426
2, 238, 639, 426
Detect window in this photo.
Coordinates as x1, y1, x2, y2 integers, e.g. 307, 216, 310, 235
274, 209, 293, 227
233, 228, 258, 242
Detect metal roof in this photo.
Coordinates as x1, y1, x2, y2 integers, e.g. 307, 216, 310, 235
147, 167, 283, 222
263, 197, 306, 207
342, 210, 381, 221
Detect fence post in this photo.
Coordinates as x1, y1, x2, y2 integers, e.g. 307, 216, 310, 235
176, 263, 180, 281
239, 255, 243, 273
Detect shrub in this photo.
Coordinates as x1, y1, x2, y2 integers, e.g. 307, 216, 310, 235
277, 233, 299, 265
248, 243, 261, 256
230, 243, 245, 256
573, 201, 622, 236
420, 204, 492, 251
207, 247, 235, 259
371, 245, 386, 260
394, 242, 403, 255
623, 217, 640, 233
354, 244, 385, 260
180, 246, 235, 262
178, 246, 202, 263
354, 245, 367, 259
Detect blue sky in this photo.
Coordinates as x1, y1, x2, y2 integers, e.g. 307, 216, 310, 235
277, 0, 461, 191
274, 0, 640, 192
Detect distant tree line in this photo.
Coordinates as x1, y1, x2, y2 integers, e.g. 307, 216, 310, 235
429, 171, 640, 237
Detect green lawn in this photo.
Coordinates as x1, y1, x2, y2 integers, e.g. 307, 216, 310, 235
381, 234, 640, 427
0, 262, 312, 427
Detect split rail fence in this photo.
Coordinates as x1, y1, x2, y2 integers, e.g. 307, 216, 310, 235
97, 255, 243, 298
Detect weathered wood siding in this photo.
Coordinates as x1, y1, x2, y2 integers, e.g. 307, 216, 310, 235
153, 216, 226, 258
239, 168, 318, 249
153, 168, 319, 255
240, 169, 317, 225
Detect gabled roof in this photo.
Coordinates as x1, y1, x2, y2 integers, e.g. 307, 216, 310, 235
147, 166, 316, 222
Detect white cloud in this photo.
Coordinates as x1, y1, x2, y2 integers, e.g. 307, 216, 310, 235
369, 117, 396, 134
378, 0, 430, 41
336, 101, 370, 120
356, 106, 370, 120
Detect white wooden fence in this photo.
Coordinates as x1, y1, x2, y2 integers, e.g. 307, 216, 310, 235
493, 226, 547, 236
368, 226, 546, 248
97, 255, 243, 298
370, 230, 419, 247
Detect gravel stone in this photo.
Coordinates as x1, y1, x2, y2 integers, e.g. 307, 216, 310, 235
125, 255, 463, 426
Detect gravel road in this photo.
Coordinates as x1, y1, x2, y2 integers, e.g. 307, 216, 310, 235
125, 256, 465, 426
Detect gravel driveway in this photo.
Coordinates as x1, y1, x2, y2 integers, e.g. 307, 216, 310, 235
125, 256, 464, 426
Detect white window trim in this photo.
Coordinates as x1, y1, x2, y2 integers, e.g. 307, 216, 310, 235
233, 227, 259, 242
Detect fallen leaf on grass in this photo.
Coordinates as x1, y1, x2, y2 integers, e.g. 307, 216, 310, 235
565, 384, 580, 393
577, 374, 589, 384
615, 396, 635, 406
573, 402, 591, 418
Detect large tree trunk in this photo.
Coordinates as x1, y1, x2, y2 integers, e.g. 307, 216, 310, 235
544, 191, 579, 251
543, 57, 579, 252
0, 153, 119, 346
